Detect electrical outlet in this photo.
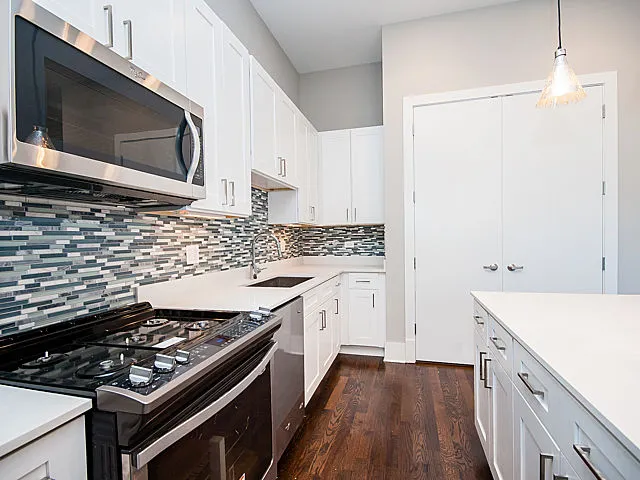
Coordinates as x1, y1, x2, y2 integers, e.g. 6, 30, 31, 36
345, 241, 355, 248
186, 245, 200, 265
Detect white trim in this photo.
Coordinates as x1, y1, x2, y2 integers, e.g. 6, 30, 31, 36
383, 341, 406, 363
402, 72, 619, 364
339, 345, 384, 358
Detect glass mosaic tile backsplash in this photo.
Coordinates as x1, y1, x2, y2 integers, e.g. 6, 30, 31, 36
0, 188, 384, 335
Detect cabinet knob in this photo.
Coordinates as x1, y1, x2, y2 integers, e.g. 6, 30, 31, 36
483, 263, 499, 271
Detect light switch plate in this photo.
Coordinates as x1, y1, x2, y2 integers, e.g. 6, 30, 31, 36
345, 241, 355, 248
186, 245, 200, 265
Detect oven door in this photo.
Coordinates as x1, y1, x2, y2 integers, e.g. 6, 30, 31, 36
121, 342, 277, 480
6, 5, 205, 201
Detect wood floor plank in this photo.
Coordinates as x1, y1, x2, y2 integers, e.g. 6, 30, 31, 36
278, 355, 493, 480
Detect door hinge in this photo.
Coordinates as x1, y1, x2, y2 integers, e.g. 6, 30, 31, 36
413, 257, 416, 270
602, 181, 606, 195
602, 257, 606, 271
602, 104, 606, 119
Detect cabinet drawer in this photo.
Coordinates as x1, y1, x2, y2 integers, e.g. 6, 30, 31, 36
302, 277, 336, 314
558, 396, 640, 480
275, 392, 305, 462
472, 302, 489, 341
513, 341, 567, 441
487, 315, 513, 374
348, 273, 381, 290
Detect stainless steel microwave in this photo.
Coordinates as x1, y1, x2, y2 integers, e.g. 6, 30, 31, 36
0, 0, 205, 208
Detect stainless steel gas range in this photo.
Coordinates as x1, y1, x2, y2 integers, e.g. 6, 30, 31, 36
0, 302, 282, 480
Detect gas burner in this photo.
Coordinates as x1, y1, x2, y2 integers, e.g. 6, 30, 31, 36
142, 318, 169, 327
125, 334, 148, 345
21, 351, 67, 369
184, 321, 212, 331
76, 353, 133, 379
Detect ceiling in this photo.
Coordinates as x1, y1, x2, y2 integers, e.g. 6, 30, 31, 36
250, 0, 522, 74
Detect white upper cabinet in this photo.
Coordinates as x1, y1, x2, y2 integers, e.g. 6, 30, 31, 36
320, 130, 352, 224
275, 94, 298, 187
319, 126, 384, 225
307, 126, 320, 223
350, 126, 384, 224
295, 114, 310, 222
250, 58, 279, 179
34, 0, 107, 44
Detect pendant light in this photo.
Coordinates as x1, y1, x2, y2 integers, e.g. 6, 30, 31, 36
537, 0, 586, 108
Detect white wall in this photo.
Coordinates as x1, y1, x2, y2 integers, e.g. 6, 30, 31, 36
205, 0, 299, 102
382, 0, 640, 343
299, 62, 383, 131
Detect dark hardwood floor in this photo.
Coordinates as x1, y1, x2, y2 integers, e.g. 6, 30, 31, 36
277, 355, 493, 480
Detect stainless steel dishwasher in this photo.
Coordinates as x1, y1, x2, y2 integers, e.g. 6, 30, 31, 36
271, 297, 305, 462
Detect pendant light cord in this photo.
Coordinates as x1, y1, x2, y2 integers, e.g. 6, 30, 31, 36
557, 0, 563, 49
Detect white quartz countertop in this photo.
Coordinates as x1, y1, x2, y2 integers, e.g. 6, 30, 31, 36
138, 258, 385, 311
0, 385, 91, 458
472, 291, 640, 459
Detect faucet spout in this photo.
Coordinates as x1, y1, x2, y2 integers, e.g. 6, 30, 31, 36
250, 232, 283, 279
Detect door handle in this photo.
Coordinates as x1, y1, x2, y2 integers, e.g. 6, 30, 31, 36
507, 264, 524, 272
335, 298, 339, 315
184, 111, 201, 184
483, 264, 499, 271
346, 208, 349, 222
103, 5, 114, 48
277, 156, 283, 176
221, 179, 228, 206
372, 293, 375, 308
123, 19, 133, 60
283, 159, 287, 177
229, 181, 236, 206
354, 207, 357, 223
479, 351, 487, 380
540, 453, 554, 480
483, 357, 492, 389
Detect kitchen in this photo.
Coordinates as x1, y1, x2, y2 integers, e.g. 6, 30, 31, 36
0, 0, 638, 479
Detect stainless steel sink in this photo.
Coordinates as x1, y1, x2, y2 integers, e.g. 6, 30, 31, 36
247, 276, 313, 288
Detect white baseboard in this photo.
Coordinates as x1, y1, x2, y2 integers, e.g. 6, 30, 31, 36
340, 345, 384, 357
405, 338, 416, 363
384, 341, 406, 363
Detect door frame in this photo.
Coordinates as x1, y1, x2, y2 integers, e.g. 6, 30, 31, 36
402, 71, 619, 363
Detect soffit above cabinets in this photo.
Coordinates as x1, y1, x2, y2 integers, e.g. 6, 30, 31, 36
249, 0, 522, 73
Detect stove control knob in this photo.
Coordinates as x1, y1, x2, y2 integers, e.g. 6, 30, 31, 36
175, 350, 190, 365
154, 354, 176, 373
129, 365, 153, 387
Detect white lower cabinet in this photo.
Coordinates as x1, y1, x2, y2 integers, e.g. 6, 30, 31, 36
0, 416, 87, 480
474, 330, 492, 462
303, 306, 321, 404
342, 273, 385, 348
490, 355, 514, 480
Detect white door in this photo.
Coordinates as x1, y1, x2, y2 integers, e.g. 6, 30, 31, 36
250, 58, 278, 179
320, 131, 352, 225
307, 127, 320, 223
491, 358, 514, 480
111, 0, 187, 93
304, 311, 320, 405
351, 126, 384, 224
513, 388, 561, 480
347, 289, 380, 346
276, 94, 297, 186
217, 26, 251, 216
474, 331, 492, 461
414, 98, 503, 364
295, 114, 310, 223
502, 87, 604, 294
34, 0, 106, 44
184, 0, 221, 214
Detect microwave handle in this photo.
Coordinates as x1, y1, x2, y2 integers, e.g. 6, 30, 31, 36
184, 111, 202, 184
132, 341, 277, 469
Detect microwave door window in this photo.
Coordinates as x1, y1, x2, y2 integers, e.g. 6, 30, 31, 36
14, 17, 201, 184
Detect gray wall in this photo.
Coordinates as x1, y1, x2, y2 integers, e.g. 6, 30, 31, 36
205, 0, 299, 102
299, 62, 383, 131
382, 0, 640, 343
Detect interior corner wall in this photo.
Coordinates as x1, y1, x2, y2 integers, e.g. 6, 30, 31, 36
299, 62, 383, 131
204, 0, 300, 103
382, 0, 640, 343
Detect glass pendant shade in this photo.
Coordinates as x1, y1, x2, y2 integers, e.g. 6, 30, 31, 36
25, 125, 56, 150
536, 48, 586, 108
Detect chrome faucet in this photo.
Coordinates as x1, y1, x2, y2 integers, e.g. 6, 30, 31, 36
250, 232, 282, 279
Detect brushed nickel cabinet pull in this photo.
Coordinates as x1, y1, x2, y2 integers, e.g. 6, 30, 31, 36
490, 336, 506, 351
518, 372, 544, 398
573, 445, 607, 480
540, 453, 554, 480
473, 314, 484, 325
483, 357, 492, 389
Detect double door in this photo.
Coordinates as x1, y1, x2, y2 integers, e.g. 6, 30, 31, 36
415, 87, 606, 364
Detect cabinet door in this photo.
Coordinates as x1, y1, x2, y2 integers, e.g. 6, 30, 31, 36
502, 86, 604, 294
34, 0, 106, 44
276, 94, 297, 186
491, 356, 514, 480
295, 114, 311, 223
514, 388, 561, 480
250, 58, 279, 179
474, 330, 492, 462
304, 312, 320, 405
350, 126, 384, 224
347, 289, 382, 347
318, 307, 333, 374
307, 127, 320, 223
111, 0, 187, 93
319, 131, 352, 225
217, 26, 251, 216
183, 0, 222, 214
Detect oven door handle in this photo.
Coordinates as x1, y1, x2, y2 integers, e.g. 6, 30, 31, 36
132, 341, 277, 469
184, 110, 202, 185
